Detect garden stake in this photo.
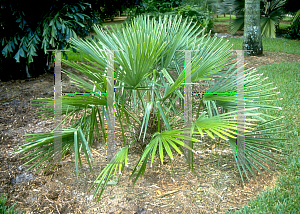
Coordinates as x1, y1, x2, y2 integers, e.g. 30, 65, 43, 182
47, 48, 69, 165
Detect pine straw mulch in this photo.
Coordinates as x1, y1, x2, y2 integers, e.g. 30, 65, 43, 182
0, 49, 300, 214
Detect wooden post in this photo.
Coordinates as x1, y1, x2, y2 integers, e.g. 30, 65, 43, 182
106, 49, 115, 162
46, 49, 70, 165
184, 50, 193, 169
236, 50, 246, 166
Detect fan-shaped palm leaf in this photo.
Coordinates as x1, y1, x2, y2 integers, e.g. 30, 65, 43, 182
89, 146, 129, 201
129, 129, 198, 185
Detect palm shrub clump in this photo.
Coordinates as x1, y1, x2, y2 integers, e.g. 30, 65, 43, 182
14, 15, 287, 201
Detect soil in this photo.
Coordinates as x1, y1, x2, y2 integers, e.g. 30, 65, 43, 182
1, 18, 300, 214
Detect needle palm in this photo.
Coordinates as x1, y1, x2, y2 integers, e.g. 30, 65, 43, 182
14, 15, 287, 201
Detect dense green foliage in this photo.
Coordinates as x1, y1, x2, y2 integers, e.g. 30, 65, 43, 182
0, 0, 138, 81
129, 0, 182, 14
126, 1, 214, 33
176, 4, 214, 33
286, 10, 300, 39
0, 0, 101, 81
90, 0, 142, 21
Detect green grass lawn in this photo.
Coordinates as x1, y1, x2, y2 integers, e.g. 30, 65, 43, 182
214, 20, 291, 29
279, 22, 291, 29
217, 37, 300, 55
282, 16, 294, 21
215, 14, 236, 20
214, 21, 231, 25
215, 14, 293, 22
214, 15, 292, 31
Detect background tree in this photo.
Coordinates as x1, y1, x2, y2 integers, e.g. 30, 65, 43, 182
0, 0, 137, 81
242, 0, 263, 56
89, 0, 142, 21
216, 0, 289, 38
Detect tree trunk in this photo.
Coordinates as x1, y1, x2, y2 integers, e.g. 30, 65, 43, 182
242, 0, 263, 56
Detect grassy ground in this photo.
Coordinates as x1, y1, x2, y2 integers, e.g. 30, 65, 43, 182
216, 37, 300, 55
215, 14, 237, 20
215, 21, 231, 25
0, 193, 20, 214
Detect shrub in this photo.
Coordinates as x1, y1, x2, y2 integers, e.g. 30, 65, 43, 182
176, 4, 214, 33
125, 3, 214, 34
0, 1, 102, 81
14, 15, 287, 202
286, 24, 300, 39
286, 10, 300, 39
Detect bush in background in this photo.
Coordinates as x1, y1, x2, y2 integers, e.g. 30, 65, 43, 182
176, 4, 214, 33
286, 10, 300, 39
0, 0, 138, 81
125, 1, 214, 34
0, 1, 102, 81
287, 23, 300, 39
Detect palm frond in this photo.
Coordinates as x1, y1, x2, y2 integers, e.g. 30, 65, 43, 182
13, 126, 93, 177
130, 129, 198, 185
227, 116, 288, 183
228, 16, 244, 34
89, 146, 129, 201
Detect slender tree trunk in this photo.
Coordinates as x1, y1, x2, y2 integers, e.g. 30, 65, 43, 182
25, 61, 31, 78
243, 0, 263, 56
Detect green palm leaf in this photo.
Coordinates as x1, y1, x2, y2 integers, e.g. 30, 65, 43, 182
130, 129, 198, 185
13, 127, 93, 177
89, 146, 129, 201
227, 116, 288, 183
